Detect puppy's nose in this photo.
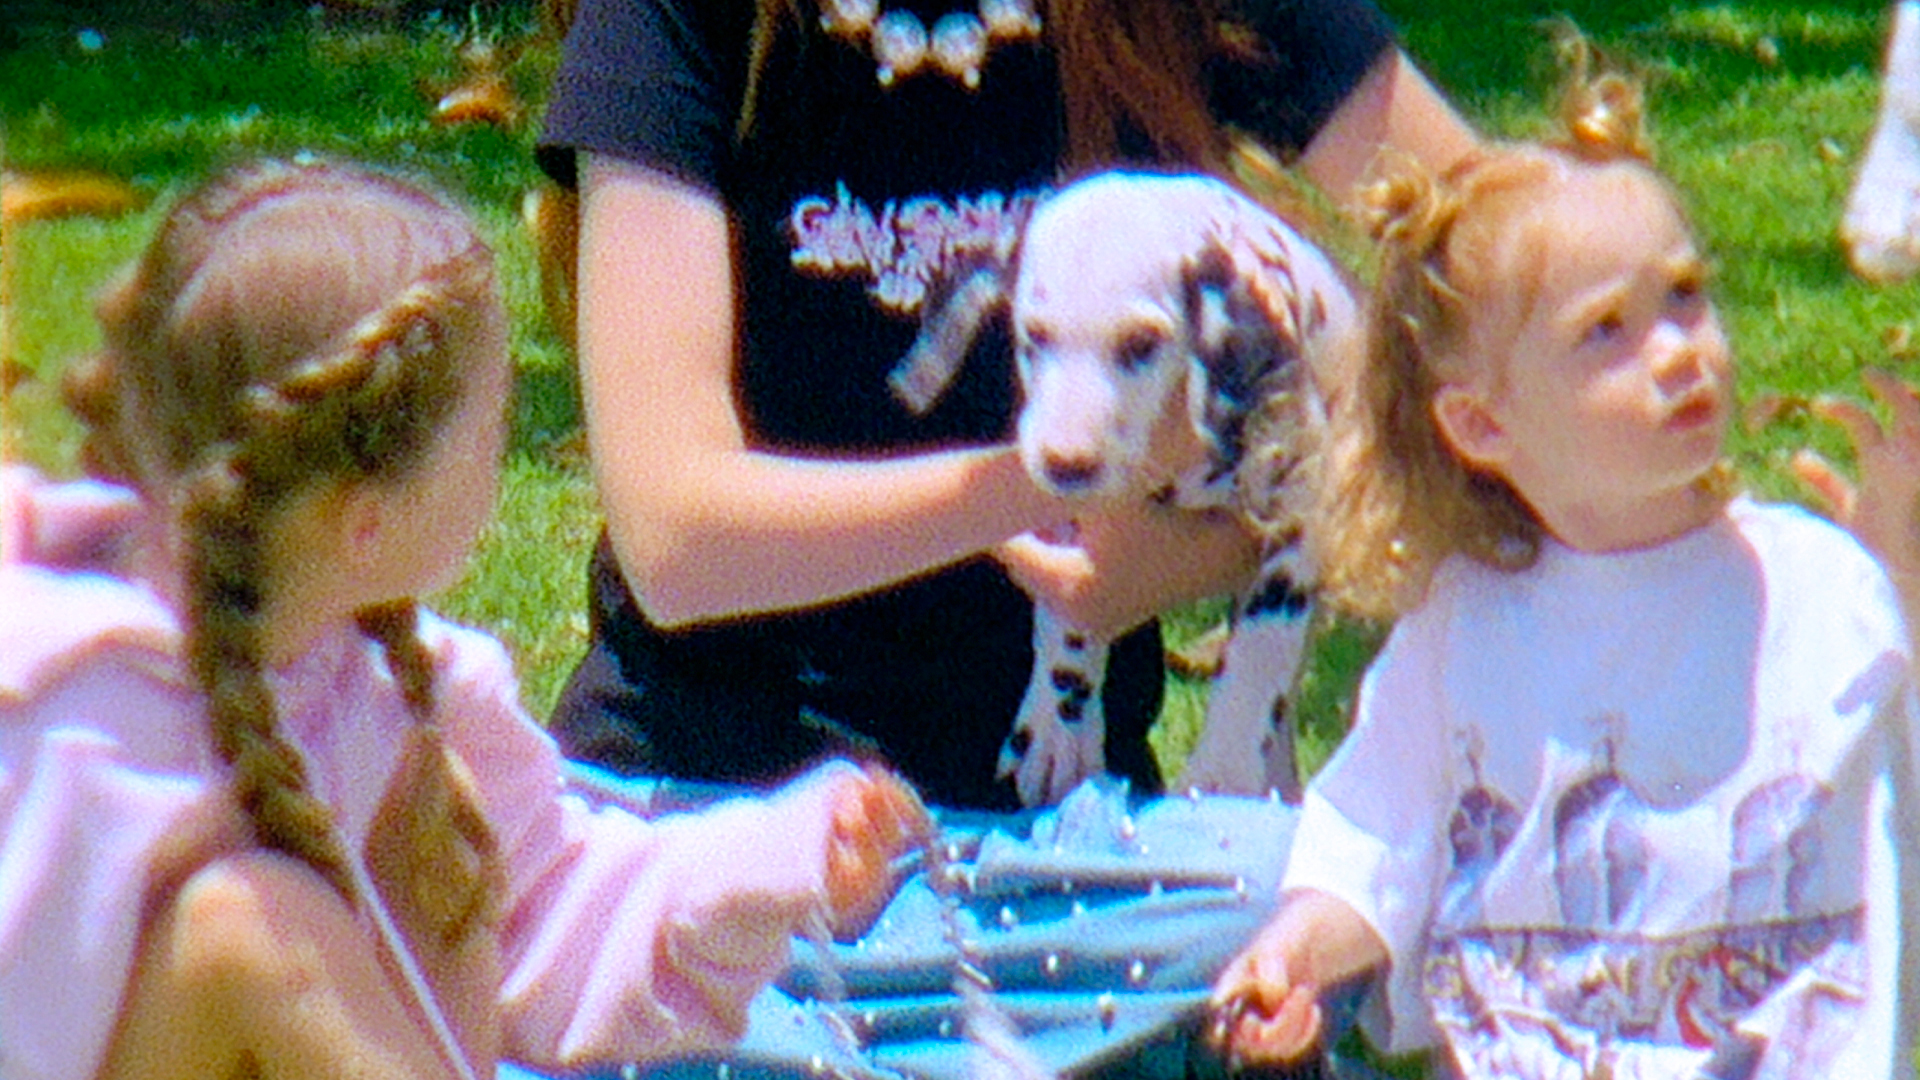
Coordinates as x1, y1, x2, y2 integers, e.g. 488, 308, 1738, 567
1041, 452, 1103, 493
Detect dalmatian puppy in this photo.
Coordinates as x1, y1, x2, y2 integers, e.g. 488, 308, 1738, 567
892, 170, 1358, 807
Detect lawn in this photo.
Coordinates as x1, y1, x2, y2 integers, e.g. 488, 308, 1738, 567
2, 0, 1912, 779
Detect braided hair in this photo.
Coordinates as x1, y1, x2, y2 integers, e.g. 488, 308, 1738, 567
63, 158, 506, 937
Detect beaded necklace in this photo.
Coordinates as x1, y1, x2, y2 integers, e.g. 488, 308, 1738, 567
819, 0, 1043, 89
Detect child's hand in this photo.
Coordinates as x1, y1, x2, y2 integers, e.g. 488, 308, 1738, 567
1207, 917, 1327, 1067
1206, 889, 1386, 1068
1793, 369, 1920, 589
824, 764, 932, 940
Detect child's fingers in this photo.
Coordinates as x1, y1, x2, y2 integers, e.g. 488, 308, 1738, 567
1808, 394, 1886, 455
1862, 368, 1920, 437
823, 833, 882, 936
859, 763, 933, 852
1207, 946, 1301, 1033
1209, 949, 1276, 1013
1218, 984, 1323, 1066
825, 766, 931, 937
1799, 373, 1920, 580
825, 784, 879, 906
1861, 371, 1920, 487
1790, 449, 1859, 521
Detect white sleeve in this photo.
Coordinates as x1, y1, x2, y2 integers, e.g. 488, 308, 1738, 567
1751, 526, 1918, 1079
1280, 598, 1453, 1054
1814, 528, 1920, 1079
1848, 684, 1920, 1080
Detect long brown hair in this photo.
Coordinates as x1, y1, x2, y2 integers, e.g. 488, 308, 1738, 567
525, 0, 1316, 342
737, 0, 1223, 169
63, 158, 506, 942
544, 0, 1253, 169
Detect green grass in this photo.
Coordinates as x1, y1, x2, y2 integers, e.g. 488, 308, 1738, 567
3, 0, 1913, 769
2, 3, 600, 712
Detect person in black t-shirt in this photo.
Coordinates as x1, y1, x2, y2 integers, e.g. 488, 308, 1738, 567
535, 0, 1479, 812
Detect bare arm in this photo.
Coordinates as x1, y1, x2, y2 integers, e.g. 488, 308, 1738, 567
1208, 887, 1388, 1065
101, 853, 476, 1080
577, 154, 1065, 628
1296, 48, 1480, 217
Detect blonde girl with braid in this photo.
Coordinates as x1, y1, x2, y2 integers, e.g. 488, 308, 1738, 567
1208, 43, 1920, 1077
0, 157, 927, 1080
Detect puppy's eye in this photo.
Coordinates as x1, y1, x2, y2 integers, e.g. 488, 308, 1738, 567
1115, 328, 1165, 371
1022, 324, 1053, 350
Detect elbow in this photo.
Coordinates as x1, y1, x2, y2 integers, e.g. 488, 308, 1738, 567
633, 587, 709, 633
602, 522, 725, 631
591, 457, 732, 629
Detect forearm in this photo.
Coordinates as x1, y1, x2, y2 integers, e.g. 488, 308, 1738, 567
1087, 508, 1261, 634
594, 441, 1063, 627
576, 156, 1066, 626
499, 781, 839, 1066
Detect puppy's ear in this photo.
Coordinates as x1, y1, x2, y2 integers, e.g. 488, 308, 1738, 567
890, 257, 1011, 414
1182, 240, 1297, 483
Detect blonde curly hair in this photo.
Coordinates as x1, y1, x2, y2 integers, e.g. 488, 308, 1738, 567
1312, 33, 1730, 620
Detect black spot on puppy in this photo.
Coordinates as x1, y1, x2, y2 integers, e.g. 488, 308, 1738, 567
1244, 573, 1312, 619
1051, 667, 1095, 723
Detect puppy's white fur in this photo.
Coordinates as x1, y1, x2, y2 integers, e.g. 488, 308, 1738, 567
896, 171, 1357, 806
1013, 176, 1236, 502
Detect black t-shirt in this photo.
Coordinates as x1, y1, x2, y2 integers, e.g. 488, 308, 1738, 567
537, 0, 1393, 807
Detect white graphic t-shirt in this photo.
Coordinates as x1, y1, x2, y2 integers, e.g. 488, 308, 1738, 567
1285, 499, 1920, 1078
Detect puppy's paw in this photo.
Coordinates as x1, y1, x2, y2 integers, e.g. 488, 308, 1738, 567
999, 692, 1106, 807
1176, 706, 1300, 802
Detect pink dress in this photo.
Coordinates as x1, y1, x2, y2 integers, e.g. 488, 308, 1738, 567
0, 468, 857, 1080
